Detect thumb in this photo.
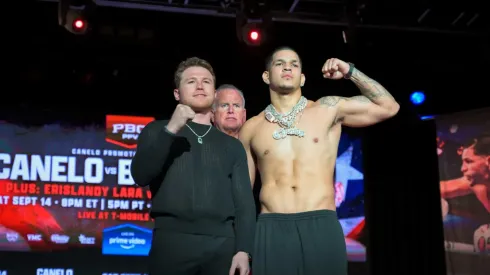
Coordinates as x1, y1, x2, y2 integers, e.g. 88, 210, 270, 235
229, 262, 237, 275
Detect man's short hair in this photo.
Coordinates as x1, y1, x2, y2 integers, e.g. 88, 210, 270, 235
174, 57, 216, 88
213, 84, 246, 110
265, 46, 302, 71
466, 135, 490, 156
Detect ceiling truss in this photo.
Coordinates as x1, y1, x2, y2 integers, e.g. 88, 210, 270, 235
44, 0, 488, 36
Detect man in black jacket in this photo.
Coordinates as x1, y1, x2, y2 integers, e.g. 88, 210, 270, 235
131, 57, 256, 275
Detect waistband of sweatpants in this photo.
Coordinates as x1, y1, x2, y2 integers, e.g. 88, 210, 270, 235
257, 209, 337, 221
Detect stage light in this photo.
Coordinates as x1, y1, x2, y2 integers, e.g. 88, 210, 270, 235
235, 7, 271, 47
58, 0, 91, 35
420, 115, 434, 120
410, 91, 426, 105
72, 18, 86, 31
249, 30, 259, 41
241, 24, 264, 46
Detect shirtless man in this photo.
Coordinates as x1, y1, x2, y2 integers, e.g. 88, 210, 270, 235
440, 135, 490, 216
239, 47, 400, 275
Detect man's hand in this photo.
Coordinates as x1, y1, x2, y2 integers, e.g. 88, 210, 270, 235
229, 251, 250, 275
166, 104, 196, 134
322, 58, 351, 80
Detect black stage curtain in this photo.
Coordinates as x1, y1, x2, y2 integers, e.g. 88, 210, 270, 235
363, 106, 447, 275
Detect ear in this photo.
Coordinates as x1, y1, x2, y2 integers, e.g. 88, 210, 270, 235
262, 71, 270, 85
300, 73, 306, 87
211, 114, 215, 124
242, 109, 247, 124
173, 89, 180, 101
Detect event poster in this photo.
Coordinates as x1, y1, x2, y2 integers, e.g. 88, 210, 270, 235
0, 115, 155, 256
0, 114, 366, 262
436, 108, 490, 274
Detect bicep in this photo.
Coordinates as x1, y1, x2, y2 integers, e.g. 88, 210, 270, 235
338, 96, 393, 127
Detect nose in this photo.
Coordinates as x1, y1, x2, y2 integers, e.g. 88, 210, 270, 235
227, 106, 235, 114
196, 81, 204, 89
461, 163, 467, 173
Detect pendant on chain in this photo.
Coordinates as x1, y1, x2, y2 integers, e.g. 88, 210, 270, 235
198, 137, 203, 144
272, 128, 305, 140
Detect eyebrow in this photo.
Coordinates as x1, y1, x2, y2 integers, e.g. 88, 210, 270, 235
184, 76, 213, 82
275, 59, 299, 64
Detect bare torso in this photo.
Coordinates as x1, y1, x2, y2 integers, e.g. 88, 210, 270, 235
249, 101, 341, 214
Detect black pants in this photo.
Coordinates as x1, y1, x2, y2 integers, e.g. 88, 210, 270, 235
252, 210, 347, 275
149, 229, 234, 275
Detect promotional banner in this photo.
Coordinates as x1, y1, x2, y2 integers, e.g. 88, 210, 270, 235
0, 115, 155, 255
0, 114, 367, 266
436, 108, 490, 274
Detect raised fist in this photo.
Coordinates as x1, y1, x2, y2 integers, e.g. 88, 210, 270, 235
322, 58, 351, 80
166, 104, 196, 134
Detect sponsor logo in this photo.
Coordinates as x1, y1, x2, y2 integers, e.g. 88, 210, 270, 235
51, 234, 70, 244
27, 234, 42, 242
6, 232, 18, 242
78, 234, 96, 245
36, 268, 74, 275
102, 224, 152, 256
105, 115, 154, 149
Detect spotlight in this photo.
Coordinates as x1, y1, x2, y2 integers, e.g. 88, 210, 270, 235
242, 23, 264, 46
410, 91, 426, 105
249, 30, 259, 41
73, 19, 85, 29
58, 0, 91, 35
72, 18, 87, 32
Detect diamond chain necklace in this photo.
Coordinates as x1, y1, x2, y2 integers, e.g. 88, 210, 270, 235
264, 96, 307, 140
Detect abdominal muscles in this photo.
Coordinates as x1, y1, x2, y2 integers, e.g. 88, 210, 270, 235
258, 155, 337, 214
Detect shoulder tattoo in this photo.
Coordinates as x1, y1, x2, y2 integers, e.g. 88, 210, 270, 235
350, 95, 371, 103
319, 96, 344, 107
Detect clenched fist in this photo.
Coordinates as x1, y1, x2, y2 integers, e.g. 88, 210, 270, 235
321, 58, 351, 80
166, 104, 196, 134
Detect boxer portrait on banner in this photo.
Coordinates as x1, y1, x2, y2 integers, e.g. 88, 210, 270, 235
439, 134, 490, 254
131, 57, 256, 275
440, 135, 490, 215
239, 46, 400, 275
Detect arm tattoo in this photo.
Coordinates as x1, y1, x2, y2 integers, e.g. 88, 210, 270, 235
351, 69, 394, 101
350, 95, 371, 103
320, 95, 370, 107
319, 96, 344, 107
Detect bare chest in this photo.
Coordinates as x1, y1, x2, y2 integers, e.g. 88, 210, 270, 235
251, 110, 338, 160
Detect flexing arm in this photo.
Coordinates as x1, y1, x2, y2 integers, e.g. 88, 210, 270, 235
238, 119, 257, 186
130, 121, 176, 187
440, 177, 472, 199
318, 69, 400, 127
230, 139, 257, 256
